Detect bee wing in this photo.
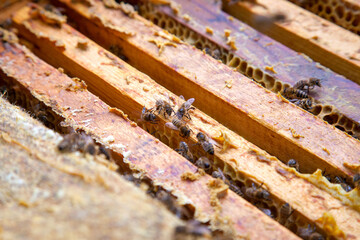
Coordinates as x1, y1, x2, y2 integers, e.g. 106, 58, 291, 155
179, 95, 185, 101
184, 98, 195, 108
165, 122, 179, 130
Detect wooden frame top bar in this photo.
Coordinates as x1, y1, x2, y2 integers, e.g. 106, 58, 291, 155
145, 0, 360, 132
0, 38, 299, 239
222, 0, 360, 85
55, 0, 360, 179
9, 7, 360, 238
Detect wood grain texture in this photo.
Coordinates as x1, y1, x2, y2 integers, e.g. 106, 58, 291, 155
142, 0, 360, 138
0, 39, 299, 240
54, 0, 360, 180
223, 0, 360, 84
0, 97, 182, 240
9, 7, 360, 238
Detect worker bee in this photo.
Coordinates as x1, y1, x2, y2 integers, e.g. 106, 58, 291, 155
196, 132, 215, 155
154, 94, 175, 118
141, 107, 158, 124
297, 224, 324, 240
279, 203, 294, 224
58, 132, 109, 158
293, 78, 322, 94
204, 47, 221, 60
287, 159, 299, 171
353, 174, 360, 190
334, 176, 353, 192
176, 95, 195, 120
259, 208, 275, 219
174, 220, 211, 238
321, 169, 332, 182
290, 98, 313, 110
156, 189, 193, 219
99, 145, 111, 160
165, 118, 193, 138
282, 87, 309, 99
175, 141, 194, 163
212, 168, 229, 183
195, 156, 212, 172
245, 182, 271, 201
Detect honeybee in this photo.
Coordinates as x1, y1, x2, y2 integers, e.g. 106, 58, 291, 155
204, 47, 221, 60
245, 182, 271, 201
212, 168, 229, 183
174, 220, 211, 238
287, 159, 299, 171
156, 189, 192, 219
291, 98, 313, 110
58, 132, 104, 157
282, 87, 309, 99
259, 208, 274, 219
195, 156, 212, 172
176, 95, 195, 120
141, 107, 158, 124
196, 132, 215, 155
154, 94, 175, 118
353, 174, 360, 189
334, 176, 353, 192
175, 141, 194, 163
293, 78, 322, 94
229, 180, 244, 197
99, 145, 111, 160
297, 224, 324, 240
322, 169, 332, 182
279, 203, 294, 224
165, 118, 193, 138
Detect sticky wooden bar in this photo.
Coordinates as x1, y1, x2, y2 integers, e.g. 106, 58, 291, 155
0, 97, 182, 240
0, 37, 299, 240
53, 0, 360, 180
10, 8, 360, 238
140, 0, 360, 138
222, 0, 360, 85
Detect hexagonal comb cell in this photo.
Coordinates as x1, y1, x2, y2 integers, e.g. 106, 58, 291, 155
288, 0, 360, 34
138, 2, 360, 140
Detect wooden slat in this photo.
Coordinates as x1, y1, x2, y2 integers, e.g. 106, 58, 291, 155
139, 0, 360, 138
222, 0, 360, 85
54, 0, 360, 180
10, 7, 360, 239
288, 0, 360, 35
0, 37, 299, 240
0, 96, 183, 240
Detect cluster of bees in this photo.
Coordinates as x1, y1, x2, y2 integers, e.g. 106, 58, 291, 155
141, 94, 215, 155
58, 132, 110, 159
281, 78, 322, 111
287, 158, 360, 193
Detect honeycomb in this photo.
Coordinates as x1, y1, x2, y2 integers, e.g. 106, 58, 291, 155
1, 75, 327, 238
143, 122, 328, 239
138, 3, 360, 140
0, 80, 206, 230
288, 0, 360, 35
0, 80, 68, 133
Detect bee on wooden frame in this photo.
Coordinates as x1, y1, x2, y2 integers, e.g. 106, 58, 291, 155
195, 156, 212, 172
293, 78, 322, 94
245, 182, 271, 202
141, 106, 158, 124
165, 117, 193, 138
196, 132, 215, 155
175, 141, 194, 163
176, 95, 195, 120
282, 87, 309, 99
153, 93, 175, 119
